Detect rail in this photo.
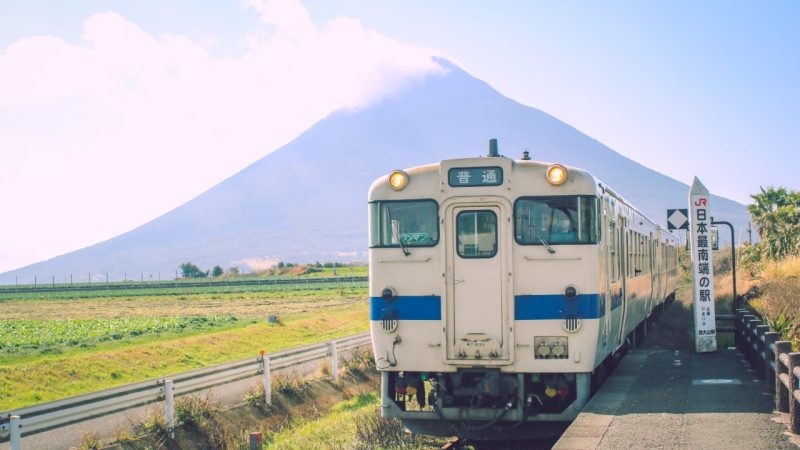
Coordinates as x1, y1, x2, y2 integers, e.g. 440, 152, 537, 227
0, 276, 368, 294
734, 309, 800, 435
0, 332, 371, 447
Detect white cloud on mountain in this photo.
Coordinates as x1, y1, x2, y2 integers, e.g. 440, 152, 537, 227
0, 0, 443, 274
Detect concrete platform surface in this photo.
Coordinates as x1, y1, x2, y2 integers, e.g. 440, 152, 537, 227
553, 348, 797, 450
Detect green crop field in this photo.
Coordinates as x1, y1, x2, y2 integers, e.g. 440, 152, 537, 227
0, 278, 366, 301
0, 316, 241, 357
0, 279, 369, 411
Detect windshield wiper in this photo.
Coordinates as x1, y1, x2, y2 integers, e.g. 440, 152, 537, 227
398, 237, 411, 256
529, 226, 556, 254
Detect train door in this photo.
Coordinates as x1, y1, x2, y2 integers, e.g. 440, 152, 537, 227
602, 202, 612, 344
644, 233, 654, 315
649, 234, 658, 314
445, 205, 509, 362
606, 211, 624, 350
615, 215, 627, 348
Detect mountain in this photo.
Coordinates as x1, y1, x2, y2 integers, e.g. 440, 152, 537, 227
0, 59, 749, 284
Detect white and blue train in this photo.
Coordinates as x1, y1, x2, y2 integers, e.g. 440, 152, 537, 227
368, 140, 678, 440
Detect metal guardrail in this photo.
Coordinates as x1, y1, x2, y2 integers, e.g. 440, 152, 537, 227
0, 276, 368, 294
0, 332, 371, 446
734, 309, 799, 435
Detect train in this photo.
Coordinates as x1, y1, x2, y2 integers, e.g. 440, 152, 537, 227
368, 140, 678, 440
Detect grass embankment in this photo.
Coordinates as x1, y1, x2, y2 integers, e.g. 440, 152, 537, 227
747, 255, 800, 348
262, 392, 444, 450
99, 352, 446, 450
0, 290, 369, 410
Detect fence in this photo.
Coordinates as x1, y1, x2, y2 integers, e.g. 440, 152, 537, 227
0, 332, 371, 448
734, 308, 800, 435
0, 276, 368, 294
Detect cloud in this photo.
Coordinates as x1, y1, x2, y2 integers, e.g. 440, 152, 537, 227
0, 1, 443, 274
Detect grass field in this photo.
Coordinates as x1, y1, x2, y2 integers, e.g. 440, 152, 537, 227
0, 286, 365, 320
0, 282, 368, 411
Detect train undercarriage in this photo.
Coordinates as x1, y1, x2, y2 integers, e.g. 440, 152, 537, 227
381, 369, 590, 440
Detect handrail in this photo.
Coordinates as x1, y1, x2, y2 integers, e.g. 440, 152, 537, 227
734, 308, 799, 436
0, 332, 371, 443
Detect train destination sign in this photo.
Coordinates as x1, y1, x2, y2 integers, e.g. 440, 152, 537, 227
689, 177, 717, 353
448, 167, 503, 187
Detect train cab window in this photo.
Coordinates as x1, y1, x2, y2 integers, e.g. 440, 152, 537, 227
514, 196, 598, 245
457, 210, 497, 258
369, 200, 439, 248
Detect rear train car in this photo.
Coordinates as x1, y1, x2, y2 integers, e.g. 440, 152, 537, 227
368, 143, 678, 439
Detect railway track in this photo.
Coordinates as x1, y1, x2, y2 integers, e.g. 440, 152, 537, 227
440, 432, 565, 450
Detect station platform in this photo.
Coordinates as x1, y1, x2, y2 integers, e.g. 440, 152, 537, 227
553, 347, 798, 449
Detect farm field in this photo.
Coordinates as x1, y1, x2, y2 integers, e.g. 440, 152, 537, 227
0, 281, 369, 411
0, 265, 367, 294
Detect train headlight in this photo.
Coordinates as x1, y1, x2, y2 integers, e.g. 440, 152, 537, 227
382, 287, 397, 302
534, 336, 569, 359
546, 164, 567, 186
536, 343, 551, 357
388, 170, 409, 190
564, 286, 577, 298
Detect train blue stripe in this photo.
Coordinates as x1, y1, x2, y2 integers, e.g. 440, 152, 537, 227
514, 294, 605, 320
371, 294, 613, 321
370, 296, 441, 320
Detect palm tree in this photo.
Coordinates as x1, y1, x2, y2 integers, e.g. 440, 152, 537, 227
748, 186, 800, 259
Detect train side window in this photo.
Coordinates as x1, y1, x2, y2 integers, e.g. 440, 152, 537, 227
626, 232, 630, 277
457, 210, 497, 258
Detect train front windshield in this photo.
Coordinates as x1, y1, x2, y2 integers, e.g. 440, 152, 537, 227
369, 200, 439, 247
515, 196, 598, 245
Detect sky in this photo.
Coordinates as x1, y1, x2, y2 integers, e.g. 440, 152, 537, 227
1, 0, 798, 274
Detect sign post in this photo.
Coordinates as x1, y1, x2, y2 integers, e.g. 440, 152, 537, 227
690, 177, 717, 353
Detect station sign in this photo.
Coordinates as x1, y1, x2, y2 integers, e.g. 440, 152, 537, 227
689, 177, 717, 353
448, 167, 503, 187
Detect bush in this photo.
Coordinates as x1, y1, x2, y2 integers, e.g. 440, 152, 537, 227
174, 395, 218, 430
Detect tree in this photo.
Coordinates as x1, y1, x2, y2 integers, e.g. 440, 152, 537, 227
748, 186, 800, 260
227, 267, 240, 276
180, 262, 206, 278
211, 265, 224, 277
